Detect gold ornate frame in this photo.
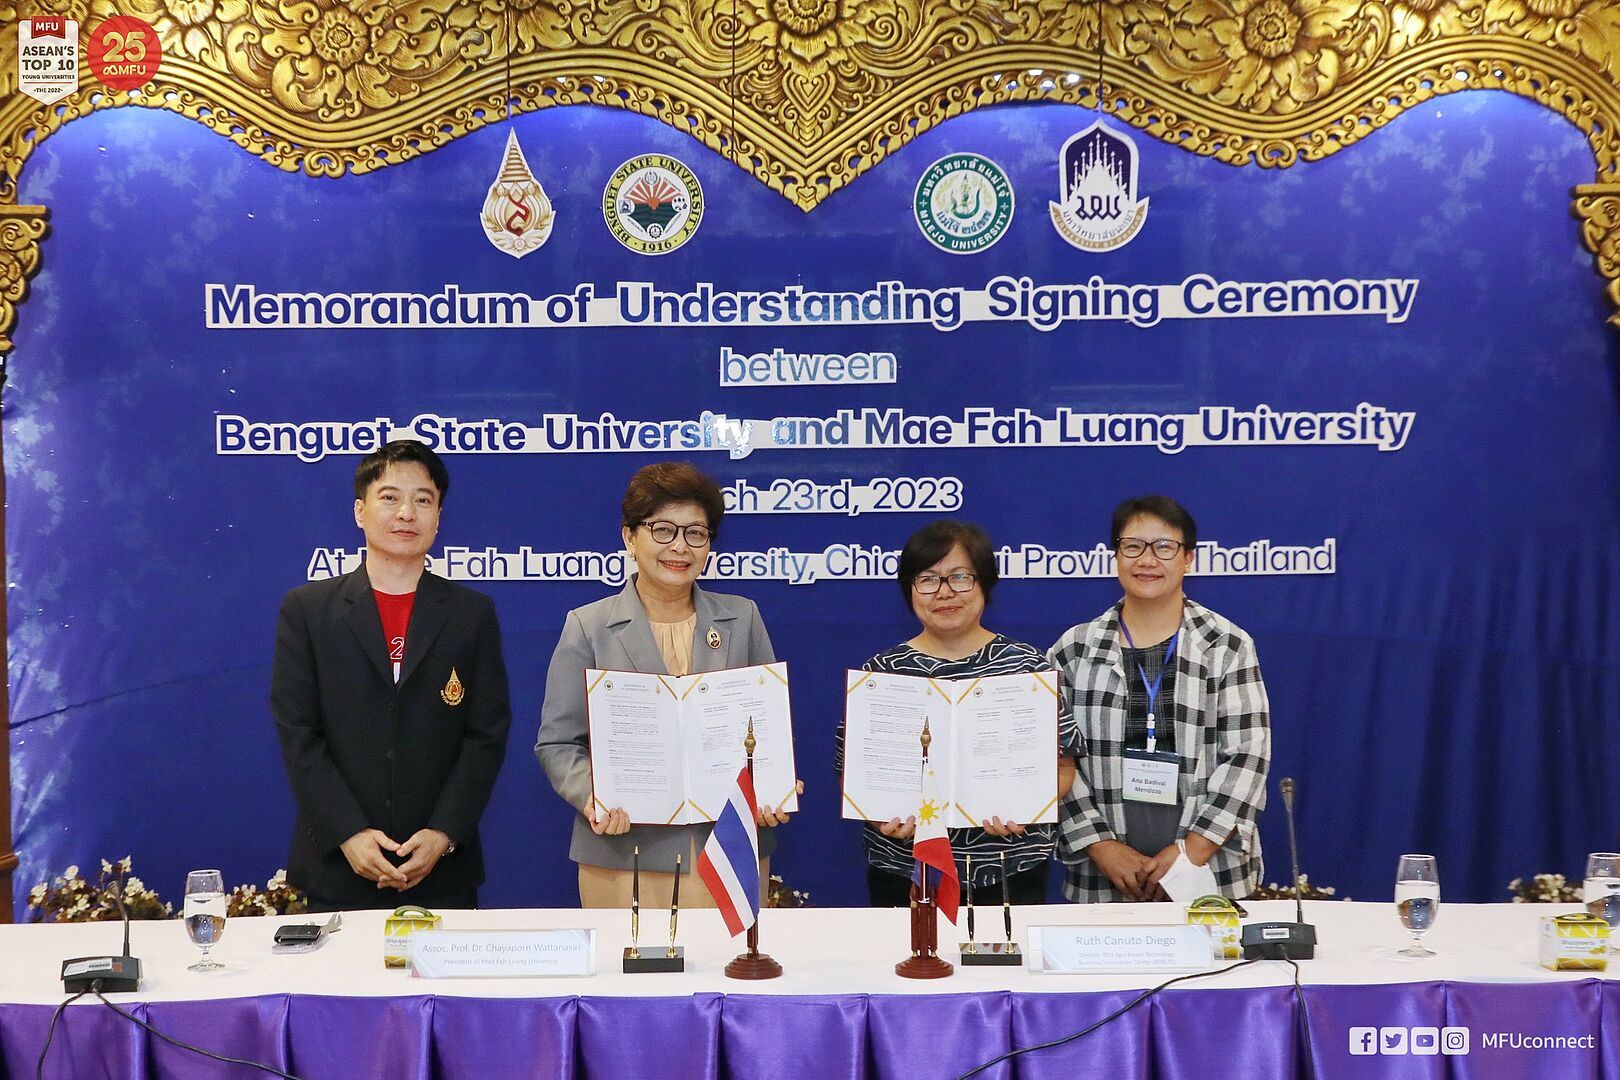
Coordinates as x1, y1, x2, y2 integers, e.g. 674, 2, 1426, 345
2, 0, 1620, 347
1, 0, 1619, 911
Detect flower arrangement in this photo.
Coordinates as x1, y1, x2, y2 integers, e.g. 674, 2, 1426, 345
28, 858, 172, 922
766, 873, 811, 908
227, 870, 309, 917
1248, 874, 1344, 901
1507, 873, 1582, 903
28, 860, 306, 921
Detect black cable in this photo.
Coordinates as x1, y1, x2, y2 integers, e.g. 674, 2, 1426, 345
1285, 957, 1318, 1080
35, 990, 87, 1080
86, 988, 307, 1080
954, 957, 1265, 1079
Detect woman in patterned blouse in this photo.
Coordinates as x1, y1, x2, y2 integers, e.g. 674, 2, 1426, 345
836, 520, 1079, 906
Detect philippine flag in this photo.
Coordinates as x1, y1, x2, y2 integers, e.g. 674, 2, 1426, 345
912, 763, 960, 923
697, 766, 761, 936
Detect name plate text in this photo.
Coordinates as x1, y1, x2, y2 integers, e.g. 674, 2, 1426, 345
1027, 925, 1214, 973
409, 929, 597, 978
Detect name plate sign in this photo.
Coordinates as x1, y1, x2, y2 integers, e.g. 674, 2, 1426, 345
409, 929, 597, 978
1027, 925, 1214, 973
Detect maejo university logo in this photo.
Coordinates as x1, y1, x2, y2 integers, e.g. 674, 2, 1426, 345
1049, 119, 1150, 252
913, 152, 1015, 254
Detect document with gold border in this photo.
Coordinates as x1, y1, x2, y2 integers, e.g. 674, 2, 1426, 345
588, 663, 796, 825
842, 669, 1059, 828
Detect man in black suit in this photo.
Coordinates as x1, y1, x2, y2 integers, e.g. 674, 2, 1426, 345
271, 441, 511, 910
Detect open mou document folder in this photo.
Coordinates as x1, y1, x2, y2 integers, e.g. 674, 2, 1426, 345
841, 668, 1060, 827
587, 663, 798, 824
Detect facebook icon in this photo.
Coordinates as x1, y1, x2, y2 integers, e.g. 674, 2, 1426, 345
1349, 1027, 1379, 1056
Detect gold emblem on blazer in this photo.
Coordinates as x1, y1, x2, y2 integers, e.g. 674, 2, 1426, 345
440, 667, 465, 706
705, 627, 722, 650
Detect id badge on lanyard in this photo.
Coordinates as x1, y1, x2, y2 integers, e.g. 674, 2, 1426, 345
1122, 747, 1180, 805
1121, 623, 1180, 805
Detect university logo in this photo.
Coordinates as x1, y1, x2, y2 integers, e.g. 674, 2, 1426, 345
913, 153, 1014, 254
481, 130, 554, 258
1049, 120, 1150, 252
603, 154, 704, 255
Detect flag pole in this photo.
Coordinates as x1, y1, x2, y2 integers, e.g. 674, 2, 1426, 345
897, 717, 953, 979
725, 716, 782, 979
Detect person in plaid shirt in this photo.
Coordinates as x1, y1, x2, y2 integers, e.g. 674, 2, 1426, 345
1048, 495, 1271, 902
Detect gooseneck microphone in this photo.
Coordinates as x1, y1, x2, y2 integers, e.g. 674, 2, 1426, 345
61, 880, 143, 992
1241, 776, 1317, 960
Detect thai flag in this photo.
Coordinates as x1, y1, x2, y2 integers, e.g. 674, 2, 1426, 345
912, 763, 959, 923
697, 765, 761, 936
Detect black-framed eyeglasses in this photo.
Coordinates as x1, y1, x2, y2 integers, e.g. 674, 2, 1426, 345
1116, 537, 1185, 559
639, 520, 713, 547
911, 572, 977, 594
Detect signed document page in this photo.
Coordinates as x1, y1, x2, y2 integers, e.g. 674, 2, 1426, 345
948, 671, 1060, 827
840, 669, 954, 825
586, 670, 686, 824
588, 663, 795, 825
680, 662, 797, 821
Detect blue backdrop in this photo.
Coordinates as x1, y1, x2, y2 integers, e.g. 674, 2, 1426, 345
8, 90, 1619, 918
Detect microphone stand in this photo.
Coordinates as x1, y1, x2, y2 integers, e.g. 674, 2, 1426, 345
62, 880, 142, 991
1241, 776, 1317, 960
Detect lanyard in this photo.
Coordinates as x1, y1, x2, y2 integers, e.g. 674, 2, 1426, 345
1121, 623, 1178, 754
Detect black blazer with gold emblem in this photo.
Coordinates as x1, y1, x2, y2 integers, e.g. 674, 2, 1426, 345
271, 566, 511, 906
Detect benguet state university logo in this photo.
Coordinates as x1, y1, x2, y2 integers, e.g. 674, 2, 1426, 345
1050, 120, 1150, 251
603, 154, 704, 255
913, 153, 1015, 254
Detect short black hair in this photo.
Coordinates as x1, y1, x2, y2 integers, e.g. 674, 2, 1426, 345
896, 520, 999, 607
621, 462, 725, 536
354, 441, 450, 504
1110, 494, 1197, 550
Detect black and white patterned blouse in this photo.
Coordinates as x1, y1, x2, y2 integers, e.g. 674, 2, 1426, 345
834, 635, 1081, 887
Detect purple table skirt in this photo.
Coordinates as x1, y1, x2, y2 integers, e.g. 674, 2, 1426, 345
4, 980, 1618, 1079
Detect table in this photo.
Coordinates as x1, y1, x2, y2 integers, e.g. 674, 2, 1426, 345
1, 902, 1615, 1078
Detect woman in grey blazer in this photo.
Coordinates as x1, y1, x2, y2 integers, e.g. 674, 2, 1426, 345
535, 462, 798, 908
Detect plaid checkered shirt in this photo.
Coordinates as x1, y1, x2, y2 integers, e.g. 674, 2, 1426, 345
1048, 598, 1271, 903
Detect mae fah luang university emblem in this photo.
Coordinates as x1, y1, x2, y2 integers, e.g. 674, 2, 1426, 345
1050, 120, 1150, 252
481, 130, 555, 259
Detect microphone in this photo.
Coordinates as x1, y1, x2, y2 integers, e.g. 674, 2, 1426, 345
61, 880, 143, 992
1241, 776, 1317, 960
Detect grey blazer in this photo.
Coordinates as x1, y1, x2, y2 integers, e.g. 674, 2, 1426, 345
535, 577, 778, 869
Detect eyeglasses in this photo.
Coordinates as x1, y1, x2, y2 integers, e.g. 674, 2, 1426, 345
911, 572, 977, 594
1116, 537, 1186, 559
639, 520, 713, 547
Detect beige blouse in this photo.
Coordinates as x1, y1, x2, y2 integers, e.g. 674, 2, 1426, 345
649, 613, 697, 677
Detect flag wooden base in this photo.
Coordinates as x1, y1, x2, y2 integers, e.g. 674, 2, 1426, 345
725, 921, 782, 980
895, 954, 954, 978
897, 891, 954, 979
725, 950, 782, 979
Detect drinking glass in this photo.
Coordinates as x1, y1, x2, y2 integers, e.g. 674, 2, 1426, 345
184, 869, 227, 972
1584, 852, 1620, 949
1394, 854, 1440, 958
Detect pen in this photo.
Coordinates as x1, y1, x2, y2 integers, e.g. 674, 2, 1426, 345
669, 855, 681, 957
1001, 851, 1013, 943
630, 845, 640, 957
965, 854, 976, 948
